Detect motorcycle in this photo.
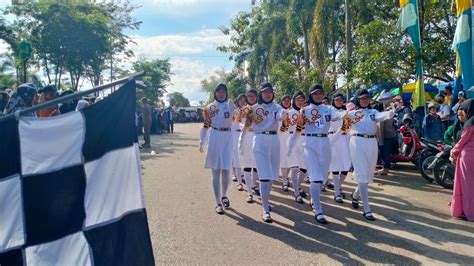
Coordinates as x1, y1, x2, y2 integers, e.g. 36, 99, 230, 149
418, 139, 445, 183
429, 145, 454, 189
389, 113, 424, 166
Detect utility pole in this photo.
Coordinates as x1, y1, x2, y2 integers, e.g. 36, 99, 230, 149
345, 0, 353, 98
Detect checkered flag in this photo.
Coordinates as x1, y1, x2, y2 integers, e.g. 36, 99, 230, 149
0, 80, 155, 265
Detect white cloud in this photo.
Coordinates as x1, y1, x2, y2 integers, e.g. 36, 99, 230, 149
128, 28, 233, 104
164, 58, 222, 104
129, 28, 230, 58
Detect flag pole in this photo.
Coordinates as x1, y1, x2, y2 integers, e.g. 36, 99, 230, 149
0, 71, 146, 123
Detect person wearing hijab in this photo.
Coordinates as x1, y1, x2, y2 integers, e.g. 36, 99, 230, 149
278, 95, 292, 192
450, 99, 474, 221
4, 83, 37, 116
444, 105, 467, 145
75, 99, 90, 111
231, 93, 247, 191
241, 83, 287, 223
288, 85, 343, 224
346, 88, 394, 221
286, 91, 308, 204
328, 93, 352, 203
199, 84, 235, 215
239, 89, 260, 203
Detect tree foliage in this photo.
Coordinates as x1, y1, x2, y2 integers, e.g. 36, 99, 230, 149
217, 0, 458, 98
132, 58, 172, 103
167, 92, 190, 108
0, 0, 140, 89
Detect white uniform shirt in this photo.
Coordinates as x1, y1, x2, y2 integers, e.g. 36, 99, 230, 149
297, 103, 341, 134
347, 108, 393, 135
249, 102, 284, 133
329, 108, 346, 133
203, 100, 235, 129
437, 104, 451, 121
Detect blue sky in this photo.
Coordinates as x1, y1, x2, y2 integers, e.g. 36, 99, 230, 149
0, 0, 252, 105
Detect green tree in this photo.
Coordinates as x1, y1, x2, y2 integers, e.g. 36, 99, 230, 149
132, 58, 172, 103
2, 0, 140, 89
167, 92, 190, 108
201, 69, 248, 103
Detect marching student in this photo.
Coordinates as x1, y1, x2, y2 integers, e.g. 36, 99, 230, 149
286, 91, 308, 204
199, 84, 235, 215
347, 88, 394, 221
279, 95, 292, 192
328, 93, 352, 203
241, 83, 287, 223
289, 85, 342, 224
232, 94, 247, 191
239, 89, 260, 203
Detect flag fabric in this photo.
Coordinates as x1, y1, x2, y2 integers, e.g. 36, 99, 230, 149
452, 0, 473, 97
398, 0, 425, 110
0, 80, 155, 266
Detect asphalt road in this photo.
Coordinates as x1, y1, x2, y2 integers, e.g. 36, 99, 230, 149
140, 123, 474, 265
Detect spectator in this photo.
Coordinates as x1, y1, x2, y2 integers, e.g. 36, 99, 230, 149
453, 91, 466, 113
165, 107, 174, 133
36, 85, 60, 117
377, 101, 398, 175
75, 100, 90, 111
4, 83, 37, 116
141, 98, 152, 148
151, 108, 158, 134
435, 94, 451, 133
423, 102, 443, 142
444, 108, 466, 145
444, 85, 453, 107
59, 90, 78, 114
450, 99, 474, 221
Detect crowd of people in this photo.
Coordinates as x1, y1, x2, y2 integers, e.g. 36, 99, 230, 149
136, 98, 175, 149
199, 83, 474, 224
0, 83, 103, 117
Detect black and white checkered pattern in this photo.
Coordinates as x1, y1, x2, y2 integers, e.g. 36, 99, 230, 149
0, 80, 154, 265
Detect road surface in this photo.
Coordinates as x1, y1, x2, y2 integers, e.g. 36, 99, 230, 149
140, 123, 474, 264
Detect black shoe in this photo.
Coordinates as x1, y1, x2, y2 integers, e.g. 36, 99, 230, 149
363, 212, 376, 221
262, 212, 273, 223
253, 186, 261, 196
334, 195, 344, 204
232, 176, 238, 182
326, 182, 334, 190
246, 195, 254, 203
215, 204, 225, 215
295, 195, 304, 204
221, 197, 230, 208
315, 213, 328, 224
299, 188, 307, 198
237, 184, 244, 191
321, 184, 327, 192
351, 192, 359, 209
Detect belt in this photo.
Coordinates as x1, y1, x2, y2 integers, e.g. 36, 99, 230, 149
354, 133, 375, 138
305, 133, 328, 138
212, 127, 231, 132
256, 131, 277, 135
234, 129, 242, 132
329, 131, 347, 135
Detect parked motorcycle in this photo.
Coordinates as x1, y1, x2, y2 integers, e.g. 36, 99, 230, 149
418, 139, 444, 183
389, 113, 424, 166
429, 145, 454, 189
